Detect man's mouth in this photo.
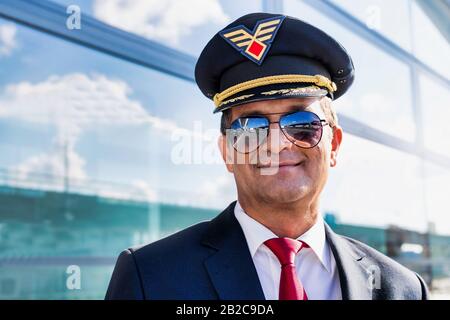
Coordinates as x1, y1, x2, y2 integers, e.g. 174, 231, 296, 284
257, 159, 305, 169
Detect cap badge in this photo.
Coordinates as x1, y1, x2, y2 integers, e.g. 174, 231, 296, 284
219, 16, 285, 65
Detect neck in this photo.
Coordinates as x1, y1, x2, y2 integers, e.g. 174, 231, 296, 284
237, 195, 319, 239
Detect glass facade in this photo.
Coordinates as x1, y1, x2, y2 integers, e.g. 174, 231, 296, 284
0, 0, 449, 299
329, 0, 413, 51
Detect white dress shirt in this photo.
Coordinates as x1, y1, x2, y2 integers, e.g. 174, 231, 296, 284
234, 201, 342, 300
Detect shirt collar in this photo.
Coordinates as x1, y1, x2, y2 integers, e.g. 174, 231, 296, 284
234, 200, 331, 273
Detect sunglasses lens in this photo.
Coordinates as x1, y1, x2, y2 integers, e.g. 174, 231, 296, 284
228, 117, 269, 153
280, 111, 323, 148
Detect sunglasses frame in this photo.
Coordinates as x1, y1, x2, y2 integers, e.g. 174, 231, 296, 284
227, 110, 331, 154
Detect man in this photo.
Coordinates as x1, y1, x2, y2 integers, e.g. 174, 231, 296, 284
106, 13, 429, 300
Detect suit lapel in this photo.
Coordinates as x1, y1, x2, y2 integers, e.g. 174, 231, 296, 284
324, 223, 373, 300
201, 201, 265, 300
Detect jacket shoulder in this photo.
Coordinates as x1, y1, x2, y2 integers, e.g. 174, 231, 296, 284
105, 220, 215, 300
339, 234, 429, 299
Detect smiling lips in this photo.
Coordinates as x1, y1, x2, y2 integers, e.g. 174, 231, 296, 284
257, 159, 305, 169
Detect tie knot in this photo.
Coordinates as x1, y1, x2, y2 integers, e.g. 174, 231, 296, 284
264, 238, 308, 266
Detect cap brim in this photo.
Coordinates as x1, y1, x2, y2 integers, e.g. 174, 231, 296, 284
213, 83, 329, 113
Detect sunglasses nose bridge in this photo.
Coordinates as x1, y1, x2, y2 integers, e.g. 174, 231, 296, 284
265, 122, 295, 153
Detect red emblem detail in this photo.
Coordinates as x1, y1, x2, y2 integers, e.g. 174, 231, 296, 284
248, 41, 264, 57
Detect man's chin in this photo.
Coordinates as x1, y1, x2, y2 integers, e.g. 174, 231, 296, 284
258, 185, 311, 204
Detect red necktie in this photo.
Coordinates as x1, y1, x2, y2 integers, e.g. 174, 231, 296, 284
264, 237, 309, 300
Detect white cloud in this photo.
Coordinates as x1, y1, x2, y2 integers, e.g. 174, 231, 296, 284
129, 179, 158, 201
1, 73, 149, 126
195, 173, 236, 207
0, 72, 206, 139
0, 24, 17, 56
97, 179, 157, 202
0, 73, 205, 199
10, 147, 87, 191
93, 0, 229, 45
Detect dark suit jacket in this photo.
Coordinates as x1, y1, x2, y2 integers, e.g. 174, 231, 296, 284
105, 201, 429, 300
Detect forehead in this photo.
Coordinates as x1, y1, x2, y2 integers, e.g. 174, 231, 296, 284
229, 97, 322, 119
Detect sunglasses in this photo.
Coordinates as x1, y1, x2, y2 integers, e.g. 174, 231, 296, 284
226, 110, 330, 153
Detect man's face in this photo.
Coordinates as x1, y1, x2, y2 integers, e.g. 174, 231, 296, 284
219, 97, 342, 206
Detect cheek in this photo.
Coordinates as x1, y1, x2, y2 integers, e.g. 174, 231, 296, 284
232, 161, 257, 185
232, 149, 257, 168
305, 145, 329, 176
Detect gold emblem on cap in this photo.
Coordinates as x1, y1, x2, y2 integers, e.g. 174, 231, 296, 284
220, 16, 285, 64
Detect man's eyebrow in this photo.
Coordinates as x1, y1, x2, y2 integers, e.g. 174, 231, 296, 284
236, 104, 309, 118
238, 110, 265, 118
289, 104, 309, 112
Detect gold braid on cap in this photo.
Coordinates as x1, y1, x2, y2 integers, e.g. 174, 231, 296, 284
213, 74, 337, 108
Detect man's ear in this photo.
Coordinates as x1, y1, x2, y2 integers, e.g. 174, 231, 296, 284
330, 125, 343, 167
218, 135, 234, 173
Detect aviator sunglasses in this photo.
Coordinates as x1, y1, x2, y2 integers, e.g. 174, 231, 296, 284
226, 110, 331, 153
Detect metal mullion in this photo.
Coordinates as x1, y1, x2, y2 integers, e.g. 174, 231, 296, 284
0, 0, 196, 81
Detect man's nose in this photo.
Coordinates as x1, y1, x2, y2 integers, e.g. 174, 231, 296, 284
266, 124, 293, 154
